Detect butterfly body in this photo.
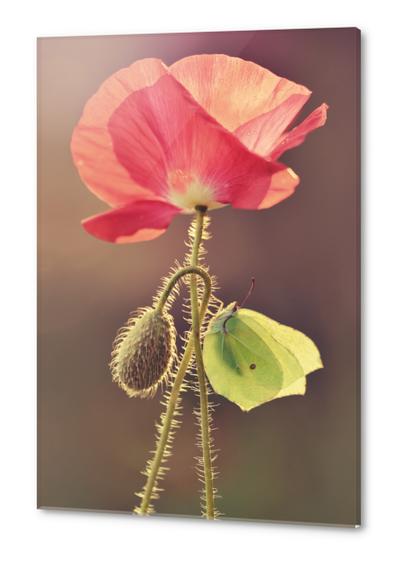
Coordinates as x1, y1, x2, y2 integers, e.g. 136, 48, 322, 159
203, 303, 323, 411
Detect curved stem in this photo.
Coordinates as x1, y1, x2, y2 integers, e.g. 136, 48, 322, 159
156, 266, 211, 314
190, 207, 215, 519
137, 265, 211, 515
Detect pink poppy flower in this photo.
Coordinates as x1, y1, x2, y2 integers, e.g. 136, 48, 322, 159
71, 55, 328, 243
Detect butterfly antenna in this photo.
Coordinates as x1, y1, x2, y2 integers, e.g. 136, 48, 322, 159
224, 278, 256, 333
237, 277, 255, 309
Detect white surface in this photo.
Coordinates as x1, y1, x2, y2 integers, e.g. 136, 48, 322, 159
1, 1, 393, 560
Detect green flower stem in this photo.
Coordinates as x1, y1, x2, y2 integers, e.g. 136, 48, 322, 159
137, 265, 211, 515
191, 206, 215, 519
156, 266, 211, 314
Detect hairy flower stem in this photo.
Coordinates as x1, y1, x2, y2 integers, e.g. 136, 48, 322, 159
136, 265, 211, 515
156, 266, 211, 314
191, 206, 215, 519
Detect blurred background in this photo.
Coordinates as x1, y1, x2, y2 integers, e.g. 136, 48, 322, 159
37, 28, 360, 525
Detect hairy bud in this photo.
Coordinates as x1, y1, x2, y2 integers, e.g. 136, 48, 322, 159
110, 307, 176, 398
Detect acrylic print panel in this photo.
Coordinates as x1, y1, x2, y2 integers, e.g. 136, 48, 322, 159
37, 28, 360, 526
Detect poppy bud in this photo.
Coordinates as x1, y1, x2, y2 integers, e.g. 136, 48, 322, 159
111, 307, 176, 397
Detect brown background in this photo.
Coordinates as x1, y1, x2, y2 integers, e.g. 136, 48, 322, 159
37, 28, 360, 525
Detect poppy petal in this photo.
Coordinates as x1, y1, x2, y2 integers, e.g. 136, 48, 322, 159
107, 74, 288, 211
234, 94, 309, 157
71, 58, 169, 206
230, 165, 300, 210
269, 103, 329, 161
170, 54, 310, 132
82, 199, 181, 243
257, 167, 300, 209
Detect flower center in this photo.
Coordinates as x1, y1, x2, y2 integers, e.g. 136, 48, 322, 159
167, 170, 223, 213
